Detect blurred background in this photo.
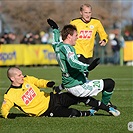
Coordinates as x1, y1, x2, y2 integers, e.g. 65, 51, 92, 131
0, 0, 133, 66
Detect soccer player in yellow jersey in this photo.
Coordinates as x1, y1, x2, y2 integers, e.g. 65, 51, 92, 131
1, 66, 120, 118
70, 4, 108, 77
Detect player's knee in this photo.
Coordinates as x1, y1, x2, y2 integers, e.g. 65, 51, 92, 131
103, 78, 115, 92
70, 109, 80, 117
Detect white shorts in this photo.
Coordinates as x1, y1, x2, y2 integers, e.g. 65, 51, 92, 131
65, 79, 104, 97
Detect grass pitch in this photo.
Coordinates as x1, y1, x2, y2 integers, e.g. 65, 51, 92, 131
0, 65, 132, 133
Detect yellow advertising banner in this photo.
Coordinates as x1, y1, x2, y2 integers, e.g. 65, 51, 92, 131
0, 44, 58, 66
123, 41, 133, 61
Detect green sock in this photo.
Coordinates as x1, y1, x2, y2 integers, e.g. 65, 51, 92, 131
101, 91, 113, 105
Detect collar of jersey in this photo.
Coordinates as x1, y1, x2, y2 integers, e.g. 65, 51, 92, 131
80, 17, 91, 23
10, 84, 22, 89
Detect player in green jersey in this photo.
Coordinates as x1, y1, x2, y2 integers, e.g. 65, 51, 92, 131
47, 19, 120, 116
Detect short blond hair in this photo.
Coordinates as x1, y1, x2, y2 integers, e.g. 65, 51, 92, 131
80, 4, 92, 11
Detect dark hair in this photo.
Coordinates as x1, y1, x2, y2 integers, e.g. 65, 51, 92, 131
61, 24, 77, 41
80, 4, 92, 11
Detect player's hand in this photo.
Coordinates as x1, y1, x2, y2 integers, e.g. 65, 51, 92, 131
47, 18, 58, 29
99, 39, 106, 46
46, 81, 55, 87
88, 58, 100, 71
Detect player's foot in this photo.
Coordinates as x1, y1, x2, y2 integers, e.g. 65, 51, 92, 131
109, 107, 120, 116
89, 108, 97, 116
107, 101, 117, 109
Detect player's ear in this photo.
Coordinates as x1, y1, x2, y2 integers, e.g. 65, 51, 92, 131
80, 11, 82, 16
10, 77, 14, 82
67, 34, 72, 40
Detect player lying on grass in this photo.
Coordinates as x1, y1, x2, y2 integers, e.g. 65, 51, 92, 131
47, 19, 120, 116
1, 67, 120, 118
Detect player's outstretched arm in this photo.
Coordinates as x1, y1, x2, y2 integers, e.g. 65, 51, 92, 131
47, 19, 58, 29
47, 18, 60, 44
88, 58, 100, 71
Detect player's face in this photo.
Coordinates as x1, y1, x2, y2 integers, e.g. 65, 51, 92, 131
70, 30, 78, 46
12, 69, 24, 86
80, 6, 92, 22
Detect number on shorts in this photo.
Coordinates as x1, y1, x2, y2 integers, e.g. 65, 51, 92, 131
92, 81, 100, 88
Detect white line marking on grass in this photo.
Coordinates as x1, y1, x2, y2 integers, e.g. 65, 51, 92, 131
115, 88, 132, 91
114, 78, 132, 81
0, 88, 8, 90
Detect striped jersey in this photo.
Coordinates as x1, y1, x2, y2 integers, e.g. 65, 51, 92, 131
52, 29, 89, 88
70, 18, 108, 58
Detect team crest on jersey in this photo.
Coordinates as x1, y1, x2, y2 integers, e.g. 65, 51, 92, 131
25, 84, 30, 88
79, 30, 92, 39
90, 25, 94, 29
21, 87, 36, 105
68, 52, 74, 59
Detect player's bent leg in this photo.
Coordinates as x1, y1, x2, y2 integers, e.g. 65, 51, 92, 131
87, 97, 120, 116
52, 107, 91, 117
107, 101, 117, 109
70, 109, 92, 117
101, 91, 113, 105
86, 97, 108, 113
102, 78, 117, 109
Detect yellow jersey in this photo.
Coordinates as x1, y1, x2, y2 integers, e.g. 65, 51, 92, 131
1, 75, 51, 118
70, 18, 108, 58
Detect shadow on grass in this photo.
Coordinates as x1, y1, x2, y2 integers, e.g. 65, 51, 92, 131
0, 112, 111, 119
94, 113, 111, 116
0, 113, 29, 119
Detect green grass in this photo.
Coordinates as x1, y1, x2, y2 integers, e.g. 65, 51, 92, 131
0, 65, 132, 133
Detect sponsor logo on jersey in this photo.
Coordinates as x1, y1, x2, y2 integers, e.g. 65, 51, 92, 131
22, 87, 36, 105
79, 30, 92, 39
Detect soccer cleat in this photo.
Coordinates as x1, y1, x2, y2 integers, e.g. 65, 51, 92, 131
89, 109, 97, 116
107, 101, 117, 109
109, 107, 120, 116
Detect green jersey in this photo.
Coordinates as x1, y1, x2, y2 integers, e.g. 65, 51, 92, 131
52, 29, 89, 88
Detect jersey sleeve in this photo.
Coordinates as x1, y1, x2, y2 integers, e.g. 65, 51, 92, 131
97, 21, 108, 43
25, 76, 50, 88
70, 19, 78, 26
61, 45, 89, 72
70, 20, 74, 25
1, 94, 14, 118
52, 29, 61, 50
